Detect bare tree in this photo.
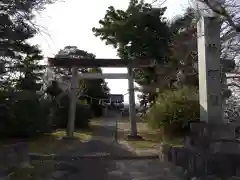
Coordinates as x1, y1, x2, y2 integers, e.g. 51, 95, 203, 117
193, 0, 240, 32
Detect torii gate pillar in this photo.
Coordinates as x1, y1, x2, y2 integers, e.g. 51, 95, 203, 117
67, 66, 78, 138
127, 67, 137, 137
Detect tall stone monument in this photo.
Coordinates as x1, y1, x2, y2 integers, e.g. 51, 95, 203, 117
195, 0, 236, 140
198, 16, 223, 124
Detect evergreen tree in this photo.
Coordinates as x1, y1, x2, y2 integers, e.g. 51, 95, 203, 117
92, 0, 171, 106
52, 46, 110, 107
0, 0, 57, 91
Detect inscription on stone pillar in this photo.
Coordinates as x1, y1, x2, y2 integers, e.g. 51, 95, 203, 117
207, 43, 218, 51
209, 94, 219, 106
208, 70, 219, 81
208, 69, 220, 106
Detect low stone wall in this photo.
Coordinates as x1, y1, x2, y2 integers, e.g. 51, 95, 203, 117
160, 122, 240, 179
161, 145, 240, 178
0, 142, 30, 177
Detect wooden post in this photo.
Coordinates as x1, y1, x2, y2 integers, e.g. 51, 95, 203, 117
67, 66, 78, 138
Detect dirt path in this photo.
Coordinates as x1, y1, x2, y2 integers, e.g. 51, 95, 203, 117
49, 112, 180, 180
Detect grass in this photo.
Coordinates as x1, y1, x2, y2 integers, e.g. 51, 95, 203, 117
118, 119, 183, 150
2, 123, 97, 180
0, 119, 99, 155
28, 129, 92, 154
128, 131, 183, 149
89, 118, 103, 126
9, 160, 55, 180
0, 128, 94, 155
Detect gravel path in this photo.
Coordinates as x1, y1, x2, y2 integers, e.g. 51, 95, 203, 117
50, 112, 179, 180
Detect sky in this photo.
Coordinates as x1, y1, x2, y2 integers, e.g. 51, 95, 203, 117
31, 0, 190, 103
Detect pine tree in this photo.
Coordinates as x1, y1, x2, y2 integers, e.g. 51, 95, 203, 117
0, 0, 56, 91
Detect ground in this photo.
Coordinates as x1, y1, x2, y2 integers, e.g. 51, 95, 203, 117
117, 117, 183, 155
9, 112, 180, 180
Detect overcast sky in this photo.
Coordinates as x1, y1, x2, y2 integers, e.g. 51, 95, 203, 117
31, 0, 190, 103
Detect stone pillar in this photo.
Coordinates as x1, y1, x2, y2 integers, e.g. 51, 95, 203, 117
127, 67, 137, 137
195, 15, 236, 142
197, 16, 223, 124
67, 66, 78, 138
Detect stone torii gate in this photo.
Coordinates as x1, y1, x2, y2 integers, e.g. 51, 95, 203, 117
48, 58, 154, 139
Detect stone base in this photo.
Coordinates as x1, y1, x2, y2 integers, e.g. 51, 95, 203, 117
125, 135, 143, 141
187, 122, 240, 154
210, 140, 240, 154
160, 121, 240, 178
190, 122, 236, 140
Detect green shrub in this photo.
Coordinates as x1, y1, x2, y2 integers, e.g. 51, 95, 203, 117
91, 101, 103, 117
0, 93, 51, 138
75, 103, 92, 128
145, 87, 199, 136
53, 95, 92, 129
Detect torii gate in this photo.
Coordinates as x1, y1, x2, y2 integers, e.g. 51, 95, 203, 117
48, 58, 154, 139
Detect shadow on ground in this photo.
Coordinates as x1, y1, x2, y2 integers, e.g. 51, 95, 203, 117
54, 114, 141, 180
6, 112, 178, 180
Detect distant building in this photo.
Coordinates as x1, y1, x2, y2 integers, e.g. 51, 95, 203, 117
109, 94, 124, 103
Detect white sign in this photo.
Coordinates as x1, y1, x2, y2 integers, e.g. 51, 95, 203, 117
78, 73, 129, 79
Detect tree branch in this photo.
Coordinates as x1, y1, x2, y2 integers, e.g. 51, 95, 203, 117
196, 0, 240, 32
